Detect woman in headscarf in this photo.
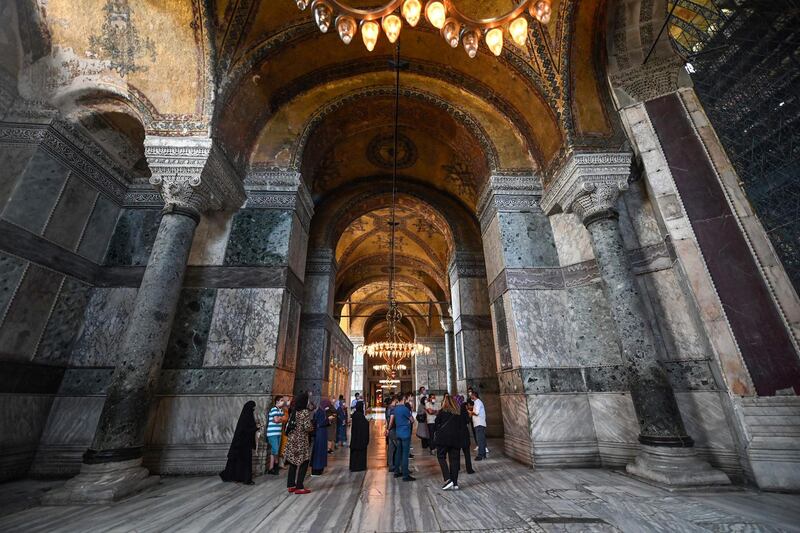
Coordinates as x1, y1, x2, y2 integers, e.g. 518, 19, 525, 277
349, 401, 370, 471
220, 400, 259, 485
311, 398, 333, 475
285, 391, 315, 494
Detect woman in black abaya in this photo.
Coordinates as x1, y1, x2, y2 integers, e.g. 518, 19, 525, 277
349, 401, 370, 472
220, 400, 259, 485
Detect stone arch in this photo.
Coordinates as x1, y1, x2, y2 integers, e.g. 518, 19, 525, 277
290, 85, 500, 173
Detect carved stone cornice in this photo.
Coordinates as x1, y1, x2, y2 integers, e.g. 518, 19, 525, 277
305, 247, 338, 275
448, 251, 486, 282
609, 55, 689, 106
244, 166, 314, 230
477, 174, 543, 231
144, 136, 246, 217
541, 151, 633, 226
0, 119, 132, 203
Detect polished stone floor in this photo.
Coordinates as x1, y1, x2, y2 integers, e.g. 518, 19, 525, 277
1, 420, 799, 532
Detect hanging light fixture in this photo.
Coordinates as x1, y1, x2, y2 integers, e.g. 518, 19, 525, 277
361, 43, 431, 372
300, 0, 551, 57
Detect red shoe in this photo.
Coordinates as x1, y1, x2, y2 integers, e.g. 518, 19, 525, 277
287, 487, 296, 493
294, 488, 311, 494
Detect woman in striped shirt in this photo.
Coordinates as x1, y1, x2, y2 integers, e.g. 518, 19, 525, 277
266, 395, 288, 475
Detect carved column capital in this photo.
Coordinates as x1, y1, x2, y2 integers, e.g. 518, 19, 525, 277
145, 136, 246, 218
541, 151, 633, 226
244, 166, 315, 230
476, 173, 543, 231
305, 247, 338, 275
440, 317, 454, 333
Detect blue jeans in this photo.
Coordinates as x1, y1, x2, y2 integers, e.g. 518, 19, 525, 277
475, 425, 487, 458
396, 437, 411, 478
336, 424, 347, 444
388, 429, 398, 470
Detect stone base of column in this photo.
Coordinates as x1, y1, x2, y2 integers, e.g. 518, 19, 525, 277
626, 445, 731, 488
42, 458, 159, 505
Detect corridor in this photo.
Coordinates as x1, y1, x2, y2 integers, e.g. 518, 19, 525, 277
1, 421, 798, 533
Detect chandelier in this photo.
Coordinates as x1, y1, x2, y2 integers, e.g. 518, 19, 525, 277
359, 43, 430, 372
295, 0, 552, 56
373, 363, 408, 371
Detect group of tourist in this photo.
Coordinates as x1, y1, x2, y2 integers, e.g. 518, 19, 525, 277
218, 387, 487, 493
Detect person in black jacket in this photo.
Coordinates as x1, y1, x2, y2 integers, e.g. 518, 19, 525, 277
433, 394, 466, 490
349, 401, 369, 471
457, 395, 475, 474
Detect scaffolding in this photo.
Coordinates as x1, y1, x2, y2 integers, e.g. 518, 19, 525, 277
667, 1, 800, 292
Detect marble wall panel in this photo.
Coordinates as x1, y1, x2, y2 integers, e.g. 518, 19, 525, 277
2, 150, 70, 235
643, 268, 710, 361
0, 264, 62, 361
0, 145, 36, 210
460, 328, 496, 378
500, 393, 533, 465
497, 210, 559, 268
675, 391, 737, 455
563, 283, 621, 366
0, 394, 54, 481
0, 252, 26, 322
30, 395, 105, 477
76, 194, 120, 264
302, 273, 334, 314
455, 277, 490, 316
70, 287, 138, 366
549, 212, 594, 266
224, 209, 292, 266
508, 289, 567, 367
43, 174, 98, 251
104, 208, 162, 266
587, 392, 640, 467
287, 213, 308, 281
528, 393, 599, 466
187, 211, 233, 266
164, 288, 217, 369
450, 279, 461, 320
618, 181, 663, 249
481, 215, 504, 284
35, 277, 92, 365
143, 394, 272, 474
204, 288, 284, 367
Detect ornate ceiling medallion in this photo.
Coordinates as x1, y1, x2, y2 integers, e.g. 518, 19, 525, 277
367, 132, 417, 169
294, 0, 552, 56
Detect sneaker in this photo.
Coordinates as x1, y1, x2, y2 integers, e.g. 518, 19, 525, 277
475, 456, 484, 461
294, 488, 311, 495
394, 473, 403, 478
452, 484, 460, 490
486, 447, 490, 455
442, 480, 454, 490
288, 487, 296, 493
467, 469, 476, 474
402, 476, 417, 482
474, 446, 479, 451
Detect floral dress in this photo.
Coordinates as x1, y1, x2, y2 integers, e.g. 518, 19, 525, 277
284, 409, 314, 465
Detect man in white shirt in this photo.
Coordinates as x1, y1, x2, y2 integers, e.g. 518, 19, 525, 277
469, 389, 487, 460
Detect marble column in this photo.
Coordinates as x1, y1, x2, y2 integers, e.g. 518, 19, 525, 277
441, 318, 457, 395
542, 151, 728, 486
45, 137, 245, 503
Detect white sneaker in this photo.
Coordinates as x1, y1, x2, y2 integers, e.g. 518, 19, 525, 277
442, 480, 454, 490
486, 447, 490, 455
452, 484, 460, 490
474, 446, 479, 452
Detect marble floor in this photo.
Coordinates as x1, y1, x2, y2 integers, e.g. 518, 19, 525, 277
1, 421, 799, 533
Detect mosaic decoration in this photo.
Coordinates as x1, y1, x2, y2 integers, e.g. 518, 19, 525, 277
88, 0, 156, 77
366, 132, 418, 170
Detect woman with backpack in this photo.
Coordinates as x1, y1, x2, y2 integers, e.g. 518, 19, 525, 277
284, 392, 315, 494
433, 394, 467, 491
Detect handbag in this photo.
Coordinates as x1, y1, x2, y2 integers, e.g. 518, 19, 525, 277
285, 410, 297, 435
416, 413, 426, 423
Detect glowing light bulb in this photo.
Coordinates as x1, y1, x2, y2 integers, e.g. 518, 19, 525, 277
361, 20, 380, 52
425, 1, 446, 29
462, 28, 480, 58
442, 18, 461, 48
296, 0, 308, 10
382, 14, 402, 44
313, 2, 332, 33
531, 0, 552, 24
402, 0, 422, 27
509, 17, 528, 46
485, 27, 503, 56
337, 15, 356, 44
